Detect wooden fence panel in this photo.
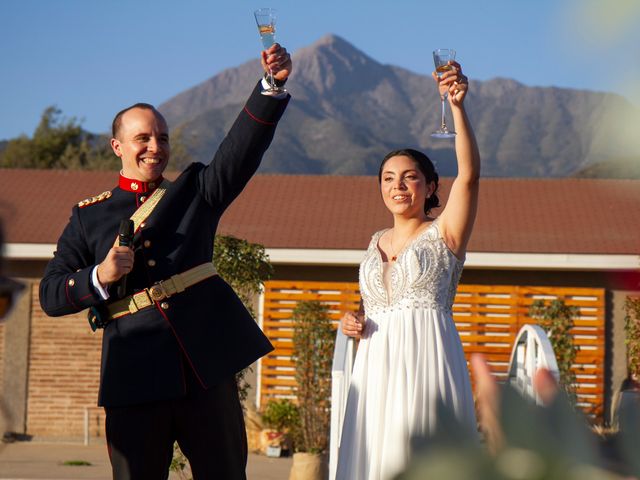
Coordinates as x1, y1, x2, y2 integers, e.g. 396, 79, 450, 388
260, 281, 605, 420
259, 281, 359, 402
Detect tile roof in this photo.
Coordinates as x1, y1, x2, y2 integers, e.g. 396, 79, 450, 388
1, 168, 639, 255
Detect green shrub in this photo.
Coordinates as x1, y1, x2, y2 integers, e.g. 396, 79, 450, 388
624, 296, 640, 380
261, 399, 301, 433
529, 299, 578, 402
292, 300, 335, 453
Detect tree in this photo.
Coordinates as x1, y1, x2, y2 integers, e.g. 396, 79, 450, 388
624, 296, 640, 382
213, 235, 273, 319
0, 105, 193, 171
291, 300, 335, 453
31, 106, 83, 168
0, 106, 119, 170
529, 299, 579, 403
57, 136, 120, 170
1, 106, 80, 168
0, 135, 32, 168
169, 124, 193, 171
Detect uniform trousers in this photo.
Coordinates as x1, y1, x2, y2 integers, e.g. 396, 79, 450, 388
105, 362, 247, 480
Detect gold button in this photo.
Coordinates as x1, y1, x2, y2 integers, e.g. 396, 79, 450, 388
160, 302, 169, 310
68, 279, 75, 287
147, 259, 156, 267
140, 196, 146, 203
144, 240, 151, 248
140, 222, 146, 229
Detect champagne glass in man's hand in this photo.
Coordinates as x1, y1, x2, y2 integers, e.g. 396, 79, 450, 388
254, 8, 286, 96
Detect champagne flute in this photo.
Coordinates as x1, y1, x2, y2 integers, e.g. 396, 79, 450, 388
254, 8, 286, 96
431, 48, 456, 138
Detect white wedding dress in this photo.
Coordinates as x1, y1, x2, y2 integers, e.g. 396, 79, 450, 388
335, 221, 477, 480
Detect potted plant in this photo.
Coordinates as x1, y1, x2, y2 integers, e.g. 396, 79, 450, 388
290, 300, 335, 480
260, 399, 300, 457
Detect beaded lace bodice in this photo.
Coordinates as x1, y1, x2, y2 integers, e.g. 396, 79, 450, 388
359, 221, 464, 316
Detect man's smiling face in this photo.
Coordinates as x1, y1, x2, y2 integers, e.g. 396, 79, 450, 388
111, 107, 170, 182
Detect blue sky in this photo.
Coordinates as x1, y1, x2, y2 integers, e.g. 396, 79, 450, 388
1, 0, 639, 140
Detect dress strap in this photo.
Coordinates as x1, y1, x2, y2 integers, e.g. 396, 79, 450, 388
369, 229, 389, 250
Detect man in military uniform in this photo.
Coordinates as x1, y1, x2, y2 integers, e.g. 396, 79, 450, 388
39, 44, 292, 479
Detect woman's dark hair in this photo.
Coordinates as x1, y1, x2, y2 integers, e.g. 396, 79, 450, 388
378, 148, 440, 215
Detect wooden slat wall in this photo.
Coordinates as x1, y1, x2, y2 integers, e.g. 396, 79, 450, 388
260, 281, 605, 419
454, 285, 605, 419
260, 281, 360, 403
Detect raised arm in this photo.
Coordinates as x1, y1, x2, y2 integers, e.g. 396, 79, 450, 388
198, 44, 292, 214
435, 61, 481, 259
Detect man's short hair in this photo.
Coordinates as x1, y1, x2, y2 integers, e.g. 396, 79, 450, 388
111, 103, 158, 139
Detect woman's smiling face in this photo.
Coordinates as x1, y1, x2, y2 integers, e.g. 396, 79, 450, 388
379, 155, 434, 218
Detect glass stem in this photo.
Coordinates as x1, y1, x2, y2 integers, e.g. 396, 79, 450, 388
269, 68, 276, 90
440, 93, 448, 130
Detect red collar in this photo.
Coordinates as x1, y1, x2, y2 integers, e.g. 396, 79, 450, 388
119, 174, 163, 193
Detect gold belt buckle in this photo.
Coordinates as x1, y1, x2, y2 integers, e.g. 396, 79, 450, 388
148, 282, 168, 302
131, 291, 153, 311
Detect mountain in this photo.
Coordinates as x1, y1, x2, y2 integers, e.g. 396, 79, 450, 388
574, 157, 640, 179
159, 34, 640, 177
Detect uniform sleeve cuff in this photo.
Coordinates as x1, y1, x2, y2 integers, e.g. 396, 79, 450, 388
63, 267, 103, 310
246, 80, 290, 124
260, 76, 288, 99
91, 266, 110, 300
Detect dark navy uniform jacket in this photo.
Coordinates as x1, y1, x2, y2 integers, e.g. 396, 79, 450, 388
40, 81, 289, 407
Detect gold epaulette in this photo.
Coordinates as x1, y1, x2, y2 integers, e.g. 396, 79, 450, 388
78, 190, 112, 208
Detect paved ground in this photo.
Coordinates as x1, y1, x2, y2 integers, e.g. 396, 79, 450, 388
0, 441, 292, 479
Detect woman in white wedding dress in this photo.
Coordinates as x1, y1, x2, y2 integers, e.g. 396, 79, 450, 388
336, 60, 480, 480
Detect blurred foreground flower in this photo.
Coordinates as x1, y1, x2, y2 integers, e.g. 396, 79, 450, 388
396, 355, 640, 480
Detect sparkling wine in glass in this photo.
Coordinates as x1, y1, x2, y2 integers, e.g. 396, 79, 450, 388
254, 8, 285, 95
431, 48, 456, 138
